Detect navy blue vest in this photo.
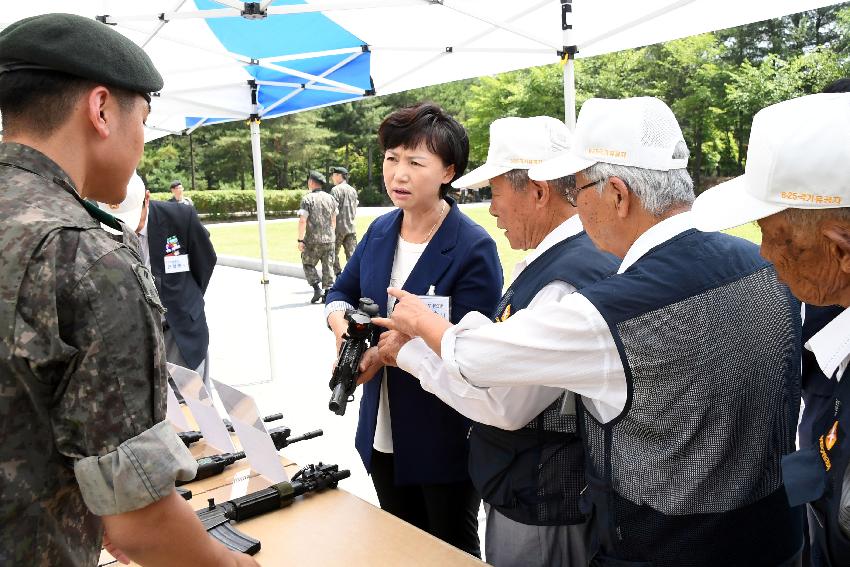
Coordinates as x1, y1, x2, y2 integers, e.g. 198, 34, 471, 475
468, 231, 618, 526
799, 305, 843, 449
784, 331, 850, 567
578, 229, 803, 567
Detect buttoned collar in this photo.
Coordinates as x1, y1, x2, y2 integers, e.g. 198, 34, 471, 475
512, 215, 584, 282
618, 210, 695, 274
806, 306, 850, 382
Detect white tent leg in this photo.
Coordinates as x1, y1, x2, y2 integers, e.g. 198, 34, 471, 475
249, 116, 278, 382
563, 58, 576, 130
562, 0, 577, 130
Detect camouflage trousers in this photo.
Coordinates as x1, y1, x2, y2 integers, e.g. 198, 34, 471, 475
334, 232, 358, 275
302, 242, 335, 289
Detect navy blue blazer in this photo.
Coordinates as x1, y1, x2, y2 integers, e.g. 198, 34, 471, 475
327, 198, 503, 485
147, 200, 216, 369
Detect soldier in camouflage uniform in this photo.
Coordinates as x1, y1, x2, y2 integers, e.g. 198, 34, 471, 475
298, 170, 338, 303
0, 14, 256, 567
330, 166, 359, 275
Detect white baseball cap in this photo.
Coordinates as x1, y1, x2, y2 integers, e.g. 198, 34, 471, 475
528, 97, 688, 181
452, 116, 572, 189
98, 172, 146, 231
692, 93, 850, 232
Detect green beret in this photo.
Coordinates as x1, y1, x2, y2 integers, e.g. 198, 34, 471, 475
0, 13, 163, 96
308, 170, 326, 184
331, 166, 349, 175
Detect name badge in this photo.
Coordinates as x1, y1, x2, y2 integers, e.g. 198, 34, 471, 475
164, 254, 190, 274
418, 295, 451, 320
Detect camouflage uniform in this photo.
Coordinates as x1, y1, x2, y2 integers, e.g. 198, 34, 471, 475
300, 189, 338, 289
331, 182, 359, 275
0, 144, 197, 567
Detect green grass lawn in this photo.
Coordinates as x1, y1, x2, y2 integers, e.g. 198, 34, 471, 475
207, 208, 762, 279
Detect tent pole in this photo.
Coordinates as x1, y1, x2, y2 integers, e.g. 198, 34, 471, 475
189, 132, 196, 190
561, 0, 577, 130
563, 59, 576, 130
248, 81, 278, 382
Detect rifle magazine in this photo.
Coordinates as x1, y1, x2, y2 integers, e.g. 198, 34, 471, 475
209, 522, 261, 555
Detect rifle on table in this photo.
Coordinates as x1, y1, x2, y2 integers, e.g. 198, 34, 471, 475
197, 462, 350, 554
224, 413, 284, 432
176, 429, 323, 486
177, 413, 286, 447
329, 297, 379, 416
177, 451, 247, 486
268, 426, 323, 450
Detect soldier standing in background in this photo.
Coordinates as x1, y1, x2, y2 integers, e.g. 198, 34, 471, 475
299, 170, 337, 303
168, 179, 195, 208
0, 13, 256, 567
330, 165, 359, 275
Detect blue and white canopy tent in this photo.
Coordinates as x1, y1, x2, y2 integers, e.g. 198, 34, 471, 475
1, 0, 843, 380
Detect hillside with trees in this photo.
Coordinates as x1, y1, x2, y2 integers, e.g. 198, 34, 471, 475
139, 4, 850, 204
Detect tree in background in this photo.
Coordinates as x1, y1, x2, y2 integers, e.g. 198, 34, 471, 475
140, 4, 850, 197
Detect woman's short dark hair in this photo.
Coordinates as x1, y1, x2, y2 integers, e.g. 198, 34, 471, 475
378, 102, 469, 198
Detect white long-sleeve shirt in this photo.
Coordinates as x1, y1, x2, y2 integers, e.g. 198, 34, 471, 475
806, 305, 850, 382
435, 211, 697, 424
398, 215, 581, 430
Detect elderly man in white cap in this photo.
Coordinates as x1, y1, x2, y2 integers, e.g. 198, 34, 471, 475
376, 116, 618, 567
692, 92, 850, 567
376, 97, 804, 566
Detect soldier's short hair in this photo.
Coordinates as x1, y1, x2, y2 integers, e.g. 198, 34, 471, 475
0, 70, 137, 137
378, 102, 469, 199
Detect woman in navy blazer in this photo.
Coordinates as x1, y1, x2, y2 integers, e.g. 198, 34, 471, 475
326, 103, 502, 557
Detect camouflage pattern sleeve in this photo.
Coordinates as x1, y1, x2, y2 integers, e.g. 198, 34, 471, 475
74, 421, 197, 515
15, 229, 197, 515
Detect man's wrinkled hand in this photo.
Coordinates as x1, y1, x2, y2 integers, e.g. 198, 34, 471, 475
372, 287, 432, 337
356, 346, 383, 385
378, 330, 412, 367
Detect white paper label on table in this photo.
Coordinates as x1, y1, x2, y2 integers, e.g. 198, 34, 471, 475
229, 470, 252, 499
168, 363, 235, 452
213, 379, 288, 483
165, 383, 190, 431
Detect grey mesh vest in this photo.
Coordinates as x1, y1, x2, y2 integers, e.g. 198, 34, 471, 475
578, 228, 803, 567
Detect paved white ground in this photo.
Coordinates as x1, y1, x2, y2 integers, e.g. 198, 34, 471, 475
204, 265, 379, 505
204, 264, 489, 551
204, 204, 495, 547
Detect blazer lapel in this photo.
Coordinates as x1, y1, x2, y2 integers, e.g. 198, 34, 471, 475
367, 209, 403, 316
403, 198, 458, 295
146, 203, 165, 276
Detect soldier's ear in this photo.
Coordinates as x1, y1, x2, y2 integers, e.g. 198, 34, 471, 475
86, 86, 111, 139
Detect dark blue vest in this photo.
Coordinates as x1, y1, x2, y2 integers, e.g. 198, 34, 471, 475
578, 229, 803, 567
468, 231, 618, 526
783, 325, 850, 567
800, 305, 843, 449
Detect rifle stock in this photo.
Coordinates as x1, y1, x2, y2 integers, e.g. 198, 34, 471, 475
197, 463, 350, 555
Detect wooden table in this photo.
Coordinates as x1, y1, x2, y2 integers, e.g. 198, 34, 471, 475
99, 438, 487, 566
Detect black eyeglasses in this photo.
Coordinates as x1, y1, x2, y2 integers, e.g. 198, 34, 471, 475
566, 178, 604, 207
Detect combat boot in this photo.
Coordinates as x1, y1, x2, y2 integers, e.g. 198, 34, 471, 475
310, 283, 322, 304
